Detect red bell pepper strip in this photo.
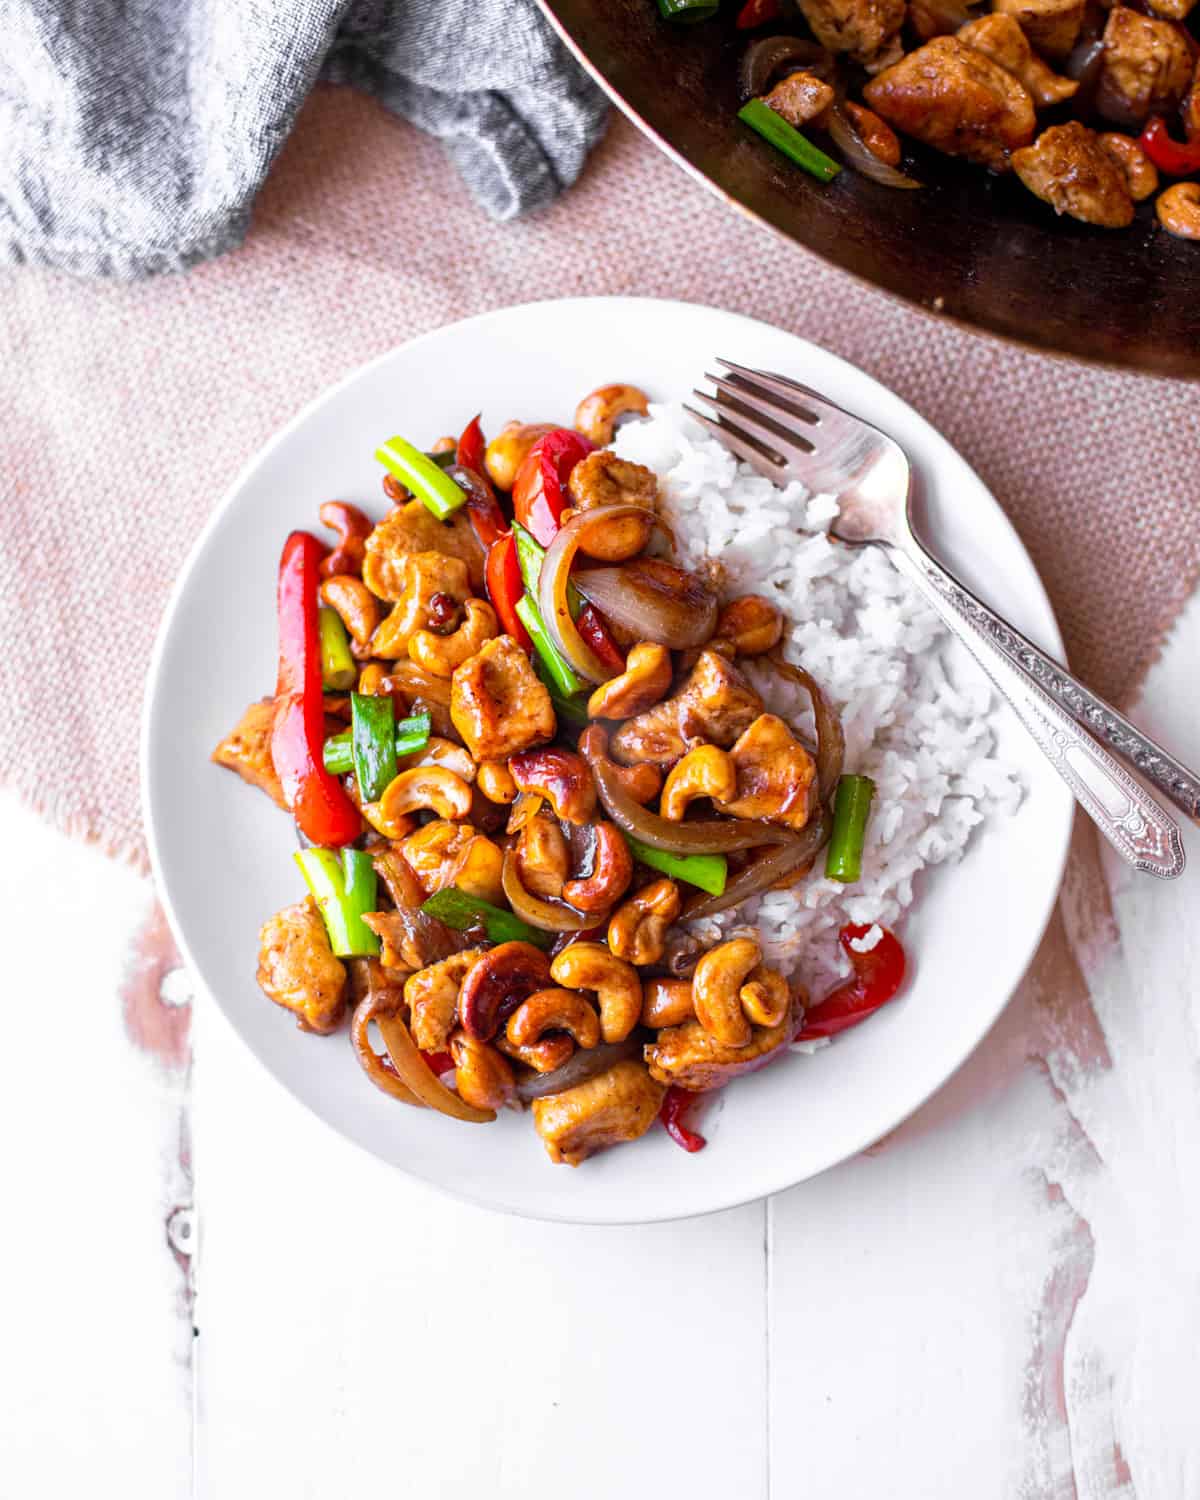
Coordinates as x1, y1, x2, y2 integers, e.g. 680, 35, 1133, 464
452, 463, 508, 549
485, 532, 533, 650
271, 531, 363, 848
512, 428, 595, 547
660, 1086, 707, 1152
576, 603, 626, 674
794, 924, 907, 1041
736, 0, 781, 26
1138, 117, 1200, 177
456, 413, 486, 475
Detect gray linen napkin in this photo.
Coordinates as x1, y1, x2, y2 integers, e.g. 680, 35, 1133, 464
0, 0, 608, 279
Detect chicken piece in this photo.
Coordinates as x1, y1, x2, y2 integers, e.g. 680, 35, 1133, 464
992, 0, 1084, 61
531, 1060, 666, 1167
369, 550, 472, 658
645, 998, 799, 1092
957, 14, 1079, 108
566, 451, 659, 512
256, 897, 347, 1035
1012, 122, 1135, 227
715, 714, 818, 832
863, 36, 1036, 171
1096, 8, 1193, 128
450, 635, 556, 763
211, 698, 287, 810
610, 650, 763, 768
404, 949, 485, 1053
796, 0, 905, 64
398, 820, 505, 906
1145, 0, 1197, 23
362, 500, 485, 600
762, 70, 837, 127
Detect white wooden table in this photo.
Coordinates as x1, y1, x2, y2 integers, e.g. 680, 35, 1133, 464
4, 593, 1197, 1500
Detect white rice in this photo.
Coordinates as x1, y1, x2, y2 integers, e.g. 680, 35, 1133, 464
612, 402, 1022, 996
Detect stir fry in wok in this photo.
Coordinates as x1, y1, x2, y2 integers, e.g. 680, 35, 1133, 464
213, 386, 906, 1166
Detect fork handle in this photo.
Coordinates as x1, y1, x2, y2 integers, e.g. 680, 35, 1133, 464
889, 540, 1186, 879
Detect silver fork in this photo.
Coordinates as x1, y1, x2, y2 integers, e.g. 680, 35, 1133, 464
686, 359, 1192, 880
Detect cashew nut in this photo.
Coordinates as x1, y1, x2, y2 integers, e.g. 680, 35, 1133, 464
497, 1031, 575, 1074
369, 551, 472, 654
714, 595, 784, 657
483, 421, 556, 491
587, 643, 673, 720
1157, 182, 1200, 240
375, 766, 473, 829
507, 988, 602, 1050
509, 747, 597, 824
400, 820, 503, 905
607, 878, 681, 966
572, 500, 655, 563
549, 942, 642, 1044
739, 965, 791, 1029
660, 744, 737, 821
400, 736, 476, 783
430, 435, 456, 455
449, 1031, 516, 1110
692, 938, 762, 1048
515, 815, 570, 899
409, 598, 499, 679
577, 724, 663, 806
1098, 133, 1158, 202
318, 501, 372, 580
319, 574, 382, 647
476, 759, 518, 804
641, 977, 695, 1029
404, 949, 486, 1052
357, 661, 388, 695
574, 383, 650, 446
562, 822, 633, 914
458, 941, 554, 1041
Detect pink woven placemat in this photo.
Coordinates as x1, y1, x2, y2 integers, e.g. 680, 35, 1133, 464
2, 85, 1197, 866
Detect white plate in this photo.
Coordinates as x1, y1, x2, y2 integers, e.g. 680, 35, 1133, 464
142, 297, 1072, 1224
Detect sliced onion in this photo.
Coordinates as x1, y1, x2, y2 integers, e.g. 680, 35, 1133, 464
573, 559, 718, 650
827, 103, 922, 190
1064, 33, 1105, 111
502, 847, 591, 932
738, 36, 832, 101
376, 1014, 495, 1123
539, 507, 659, 683
592, 754, 797, 855
683, 804, 833, 921
515, 1037, 643, 1101
764, 653, 845, 803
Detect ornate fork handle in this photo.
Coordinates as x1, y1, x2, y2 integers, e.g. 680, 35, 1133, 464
889, 540, 1186, 879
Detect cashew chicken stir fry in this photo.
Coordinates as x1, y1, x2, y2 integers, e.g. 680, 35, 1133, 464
213, 386, 906, 1166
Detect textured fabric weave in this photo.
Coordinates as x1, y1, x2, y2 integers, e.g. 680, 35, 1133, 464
1, 89, 1197, 866
0, 0, 607, 277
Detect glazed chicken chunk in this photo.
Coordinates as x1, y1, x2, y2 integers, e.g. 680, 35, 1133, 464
763, 70, 837, 127
796, 0, 905, 65
362, 499, 485, 599
863, 36, 1036, 171
257, 897, 348, 1035
992, 0, 1084, 61
957, 14, 1079, 108
716, 714, 818, 831
645, 997, 799, 1092
1095, 6, 1194, 128
450, 635, 556, 763
567, 450, 659, 512
211, 698, 287, 809
610, 649, 763, 767
531, 1060, 666, 1166
1012, 122, 1135, 227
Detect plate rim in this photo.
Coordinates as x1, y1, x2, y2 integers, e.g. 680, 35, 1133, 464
141, 293, 1073, 1223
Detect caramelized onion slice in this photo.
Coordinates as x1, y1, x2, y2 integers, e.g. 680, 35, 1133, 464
738, 37, 832, 101
515, 1037, 643, 1101
683, 804, 832, 921
764, 652, 845, 804
827, 103, 922, 190
502, 847, 593, 933
376, 1013, 496, 1123
573, 559, 718, 650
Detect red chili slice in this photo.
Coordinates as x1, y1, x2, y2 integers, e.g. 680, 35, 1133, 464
794, 924, 907, 1041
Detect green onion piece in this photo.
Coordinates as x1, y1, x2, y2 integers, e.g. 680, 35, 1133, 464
512, 522, 582, 618
323, 711, 432, 776
624, 834, 728, 896
533, 656, 591, 726
376, 435, 467, 520
295, 847, 381, 957
824, 774, 875, 884
350, 692, 397, 803
656, 0, 719, 20
515, 594, 589, 698
421, 887, 554, 949
318, 606, 357, 692
737, 99, 842, 184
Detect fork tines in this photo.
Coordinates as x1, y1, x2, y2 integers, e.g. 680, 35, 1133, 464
684, 358, 830, 478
